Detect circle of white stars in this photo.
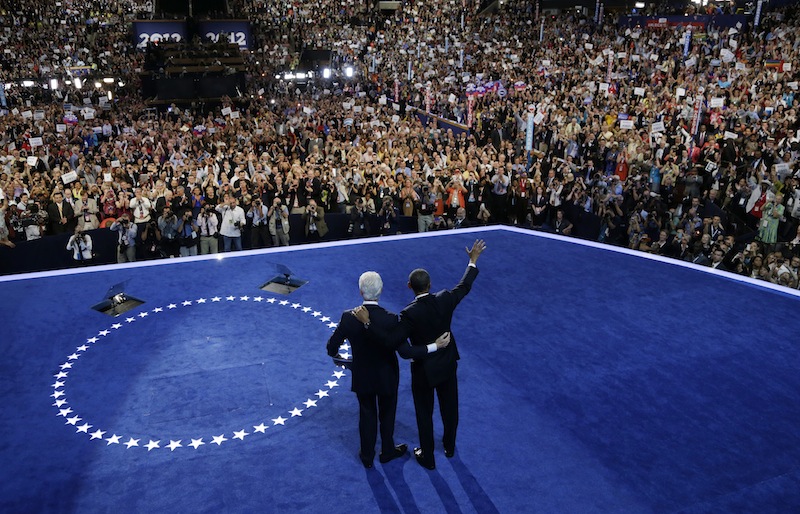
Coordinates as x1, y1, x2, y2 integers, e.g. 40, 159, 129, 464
51, 295, 351, 454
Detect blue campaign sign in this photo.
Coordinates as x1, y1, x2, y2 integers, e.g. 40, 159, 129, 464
132, 21, 187, 49
198, 20, 252, 49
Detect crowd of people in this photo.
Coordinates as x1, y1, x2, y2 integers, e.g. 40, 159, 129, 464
0, 0, 799, 288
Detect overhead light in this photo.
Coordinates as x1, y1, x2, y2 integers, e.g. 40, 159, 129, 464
107, 91, 113, 100
307, 71, 314, 78
275, 74, 281, 79
94, 81, 102, 89
117, 80, 125, 87
102, 77, 114, 84
635, 1, 645, 7
322, 68, 331, 79
270, 99, 275, 104
49, 78, 59, 90
284, 72, 295, 80
22, 80, 35, 87
73, 78, 82, 89
294, 72, 306, 79
344, 66, 354, 78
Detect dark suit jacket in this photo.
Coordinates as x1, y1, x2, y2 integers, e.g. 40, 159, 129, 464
374, 265, 479, 386
327, 304, 428, 395
47, 200, 75, 234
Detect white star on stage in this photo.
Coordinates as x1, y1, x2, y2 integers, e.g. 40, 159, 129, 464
52, 390, 65, 398
211, 435, 227, 445
59, 363, 73, 370
106, 434, 121, 445
326, 380, 339, 389
233, 430, 248, 440
145, 440, 160, 451
291, 303, 301, 309
54, 371, 68, 379
76, 423, 92, 433
167, 440, 182, 451
126, 317, 136, 323
188, 438, 205, 449
312, 311, 322, 317
314, 389, 329, 399
289, 407, 303, 417
226, 296, 235, 301
124, 438, 140, 449
301, 307, 312, 313
182, 300, 192, 306
339, 343, 350, 351
152, 307, 162, 313
98, 330, 110, 337
211, 297, 221, 302
111, 323, 122, 330
196, 298, 207, 304
87, 337, 99, 344
333, 370, 345, 379
58, 408, 73, 417
90, 429, 106, 440
139, 311, 150, 317
266, 298, 276, 304
52, 381, 65, 389
76, 345, 89, 352
66, 416, 82, 426
167, 304, 177, 309
303, 399, 318, 408
253, 296, 263, 302
340, 352, 351, 360
320, 316, 331, 323
53, 399, 67, 407
272, 416, 287, 426
253, 423, 268, 433
328, 322, 338, 328
279, 300, 289, 306
67, 353, 79, 360
240, 296, 250, 301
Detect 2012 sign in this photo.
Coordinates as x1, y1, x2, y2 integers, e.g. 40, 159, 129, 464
137, 32, 183, 48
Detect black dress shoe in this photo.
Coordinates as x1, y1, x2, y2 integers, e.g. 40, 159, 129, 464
414, 447, 435, 470
359, 452, 373, 469
379, 443, 408, 463
444, 447, 455, 458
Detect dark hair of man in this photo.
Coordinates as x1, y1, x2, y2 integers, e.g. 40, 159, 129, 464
408, 268, 431, 294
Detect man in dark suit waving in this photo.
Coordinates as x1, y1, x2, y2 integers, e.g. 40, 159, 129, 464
356, 239, 486, 470
327, 271, 451, 469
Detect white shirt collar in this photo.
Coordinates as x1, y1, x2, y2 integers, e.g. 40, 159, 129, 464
362, 300, 379, 305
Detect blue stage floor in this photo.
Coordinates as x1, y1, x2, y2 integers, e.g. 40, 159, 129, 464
1, 227, 799, 513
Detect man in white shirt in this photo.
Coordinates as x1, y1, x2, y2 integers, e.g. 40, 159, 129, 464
216, 195, 246, 252
197, 206, 220, 255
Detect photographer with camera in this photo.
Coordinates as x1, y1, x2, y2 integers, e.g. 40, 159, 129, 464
157, 206, 180, 258
268, 197, 290, 246
416, 182, 437, 232
66, 226, 93, 265
348, 197, 370, 238
247, 197, 271, 249
216, 194, 247, 252
378, 196, 398, 236
177, 210, 200, 257
196, 205, 220, 255
110, 214, 137, 263
302, 199, 328, 243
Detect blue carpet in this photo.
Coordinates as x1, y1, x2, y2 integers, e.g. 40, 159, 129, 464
1, 227, 799, 513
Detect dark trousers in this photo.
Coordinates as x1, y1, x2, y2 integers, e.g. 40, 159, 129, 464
250, 224, 271, 249
356, 391, 398, 460
411, 363, 459, 462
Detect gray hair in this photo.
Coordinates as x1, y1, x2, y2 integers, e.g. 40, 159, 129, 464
359, 271, 383, 301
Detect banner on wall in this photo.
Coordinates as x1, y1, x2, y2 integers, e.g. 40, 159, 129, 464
198, 20, 252, 49
132, 20, 187, 49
